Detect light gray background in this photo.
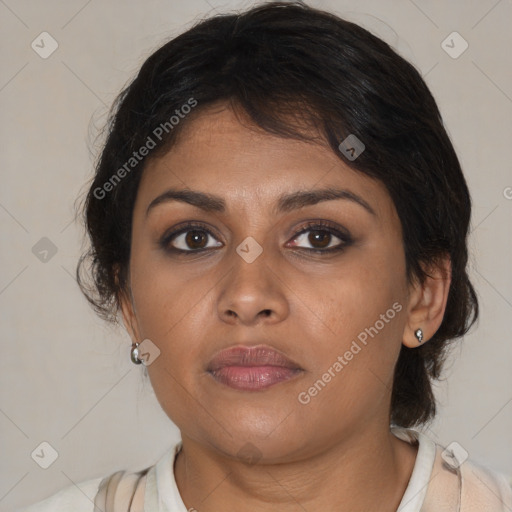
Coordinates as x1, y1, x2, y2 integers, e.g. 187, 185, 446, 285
1, 0, 511, 510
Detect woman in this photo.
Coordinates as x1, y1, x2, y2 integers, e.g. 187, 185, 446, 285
21, 2, 512, 511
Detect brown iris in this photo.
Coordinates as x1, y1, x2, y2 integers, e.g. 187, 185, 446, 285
308, 230, 331, 249
185, 230, 208, 249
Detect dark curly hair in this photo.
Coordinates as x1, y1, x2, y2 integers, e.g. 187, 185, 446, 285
76, 1, 478, 428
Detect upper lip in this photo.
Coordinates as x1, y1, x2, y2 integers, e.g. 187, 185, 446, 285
207, 345, 302, 372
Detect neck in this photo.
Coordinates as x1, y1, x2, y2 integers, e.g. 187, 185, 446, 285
174, 424, 418, 512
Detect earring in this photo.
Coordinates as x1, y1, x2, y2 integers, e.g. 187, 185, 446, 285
414, 328, 424, 344
130, 342, 143, 365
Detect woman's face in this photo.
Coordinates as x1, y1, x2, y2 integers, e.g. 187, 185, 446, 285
121, 105, 413, 461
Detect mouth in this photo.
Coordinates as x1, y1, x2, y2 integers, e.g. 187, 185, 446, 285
206, 345, 304, 391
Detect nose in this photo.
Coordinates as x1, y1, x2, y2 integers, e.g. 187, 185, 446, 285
217, 251, 289, 326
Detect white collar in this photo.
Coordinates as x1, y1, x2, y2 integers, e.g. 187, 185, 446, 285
392, 427, 437, 511
144, 440, 186, 511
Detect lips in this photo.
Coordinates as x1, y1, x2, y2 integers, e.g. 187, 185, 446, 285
207, 345, 302, 372
206, 345, 303, 391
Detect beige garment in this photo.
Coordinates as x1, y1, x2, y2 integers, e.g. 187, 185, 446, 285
395, 427, 512, 511
93, 468, 147, 512
422, 445, 512, 511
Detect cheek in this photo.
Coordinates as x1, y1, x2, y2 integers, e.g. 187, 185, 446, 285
128, 241, 208, 337
296, 244, 408, 402
128, 245, 220, 390
312, 247, 406, 341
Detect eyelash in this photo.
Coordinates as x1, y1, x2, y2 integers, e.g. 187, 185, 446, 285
159, 220, 353, 256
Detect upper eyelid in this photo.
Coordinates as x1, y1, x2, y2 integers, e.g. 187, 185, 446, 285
165, 220, 347, 237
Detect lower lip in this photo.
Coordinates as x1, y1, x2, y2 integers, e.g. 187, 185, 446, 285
208, 365, 302, 391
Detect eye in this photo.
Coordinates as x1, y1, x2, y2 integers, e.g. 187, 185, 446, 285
160, 222, 223, 253
159, 220, 352, 256
288, 221, 352, 253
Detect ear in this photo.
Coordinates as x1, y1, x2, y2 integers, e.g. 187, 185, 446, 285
402, 255, 452, 348
115, 265, 141, 344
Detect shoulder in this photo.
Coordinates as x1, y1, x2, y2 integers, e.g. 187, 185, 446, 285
460, 457, 512, 511
17, 443, 180, 512
392, 427, 512, 511
17, 477, 102, 512
426, 443, 512, 511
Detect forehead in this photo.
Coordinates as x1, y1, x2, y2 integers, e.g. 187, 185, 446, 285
135, 106, 395, 221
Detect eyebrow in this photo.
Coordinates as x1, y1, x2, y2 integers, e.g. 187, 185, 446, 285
146, 186, 376, 217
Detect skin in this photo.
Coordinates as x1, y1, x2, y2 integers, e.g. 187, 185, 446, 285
120, 104, 451, 511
